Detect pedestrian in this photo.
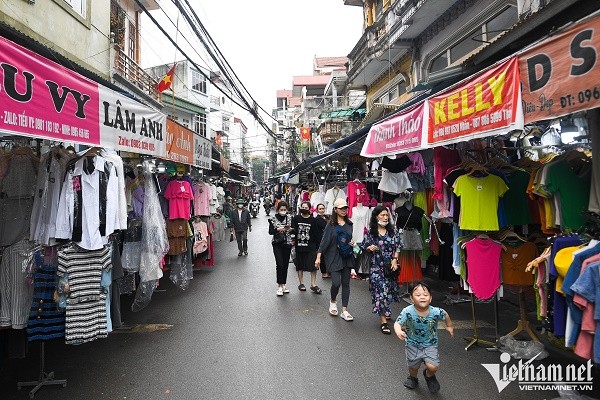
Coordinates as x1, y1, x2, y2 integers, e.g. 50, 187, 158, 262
360, 205, 402, 334
291, 201, 322, 294
315, 198, 355, 321
313, 203, 329, 279
230, 198, 252, 256
394, 281, 454, 393
269, 201, 294, 296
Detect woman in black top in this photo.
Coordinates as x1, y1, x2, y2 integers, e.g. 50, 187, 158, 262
292, 201, 322, 294
269, 201, 294, 297
313, 203, 329, 278
315, 198, 355, 321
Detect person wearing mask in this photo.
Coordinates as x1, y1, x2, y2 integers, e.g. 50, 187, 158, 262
230, 198, 252, 256
361, 206, 402, 334
269, 201, 294, 296
313, 203, 329, 279
315, 198, 355, 321
292, 201, 322, 294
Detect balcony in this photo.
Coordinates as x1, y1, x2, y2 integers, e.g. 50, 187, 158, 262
114, 47, 160, 102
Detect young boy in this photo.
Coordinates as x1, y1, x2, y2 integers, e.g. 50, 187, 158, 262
394, 281, 453, 393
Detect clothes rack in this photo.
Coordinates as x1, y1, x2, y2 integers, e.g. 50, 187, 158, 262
17, 342, 67, 398
507, 288, 539, 342
464, 293, 500, 351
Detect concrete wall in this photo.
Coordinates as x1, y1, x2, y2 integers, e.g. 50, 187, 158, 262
1, 0, 111, 79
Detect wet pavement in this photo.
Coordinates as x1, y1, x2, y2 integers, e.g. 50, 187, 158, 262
0, 212, 596, 399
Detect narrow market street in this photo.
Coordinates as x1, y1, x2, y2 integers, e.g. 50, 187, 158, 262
0, 212, 574, 400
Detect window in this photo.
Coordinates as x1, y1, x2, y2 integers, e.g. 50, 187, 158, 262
398, 81, 407, 96
430, 52, 449, 73
128, 21, 136, 61
194, 114, 207, 137
428, 6, 517, 72
63, 0, 86, 18
486, 6, 518, 41
450, 29, 480, 63
191, 70, 206, 94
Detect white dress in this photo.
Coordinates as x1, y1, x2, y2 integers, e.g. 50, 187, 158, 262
350, 205, 371, 243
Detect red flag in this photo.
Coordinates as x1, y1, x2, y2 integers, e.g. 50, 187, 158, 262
157, 64, 176, 93
300, 127, 311, 140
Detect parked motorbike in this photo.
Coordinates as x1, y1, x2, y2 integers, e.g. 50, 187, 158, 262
249, 202, 259, 218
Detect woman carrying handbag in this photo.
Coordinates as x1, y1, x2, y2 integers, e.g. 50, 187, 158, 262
360, 205, 402, 334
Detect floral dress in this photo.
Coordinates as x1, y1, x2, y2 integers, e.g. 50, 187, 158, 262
361, 229, 402, 317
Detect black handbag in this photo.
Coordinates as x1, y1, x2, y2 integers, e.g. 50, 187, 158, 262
273, 232, 286, 244
382, 255, 399, 280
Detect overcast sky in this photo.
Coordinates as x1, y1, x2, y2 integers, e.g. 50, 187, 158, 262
141, 1, 364, 155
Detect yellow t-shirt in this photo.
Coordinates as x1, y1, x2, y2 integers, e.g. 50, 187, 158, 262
453, 174, 508, 231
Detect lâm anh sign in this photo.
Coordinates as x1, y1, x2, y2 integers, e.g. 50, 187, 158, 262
519, 14, 600, 122
360, 102, 426, 157
427, 57, 522, 145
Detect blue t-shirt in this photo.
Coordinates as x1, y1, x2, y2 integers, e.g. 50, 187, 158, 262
397, 305, 446, 347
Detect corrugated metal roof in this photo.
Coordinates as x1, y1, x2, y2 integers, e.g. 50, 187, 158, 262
314, 56, 348, 68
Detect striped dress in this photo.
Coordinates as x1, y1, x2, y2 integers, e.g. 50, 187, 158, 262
0, 240, 35, 328
57, 245, 111, 345
27, 247, 65, 341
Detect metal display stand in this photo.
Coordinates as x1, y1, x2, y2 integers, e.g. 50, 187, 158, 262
17, 342, 66, 398
463, 293, 500, 352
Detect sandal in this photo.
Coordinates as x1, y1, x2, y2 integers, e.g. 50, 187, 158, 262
380, 323, 391, 334
329, 302, 338, 316
298, 284, 306, 291
310, 285, 322, 294
350, 272, 361, 280
339, 311, 354, 321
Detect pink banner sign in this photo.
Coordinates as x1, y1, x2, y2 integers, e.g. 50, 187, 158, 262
361, 103, 425, 157
0, 36, 100, 144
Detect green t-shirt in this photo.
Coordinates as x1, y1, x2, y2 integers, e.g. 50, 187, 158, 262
453, 174, 508, 231
503, 169, 533, 226
545, 160, 590, 230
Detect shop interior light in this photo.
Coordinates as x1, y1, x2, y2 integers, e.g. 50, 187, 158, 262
560, 119, 580, 144
157, 162, 166, 173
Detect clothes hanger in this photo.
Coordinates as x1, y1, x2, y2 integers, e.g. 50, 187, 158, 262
498, 229, 527, 242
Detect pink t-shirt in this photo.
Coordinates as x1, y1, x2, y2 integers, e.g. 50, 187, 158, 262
465, 238, 502, 300
573, 254, 600, 360
193, 182, 212, 217
164, 179, 193, 220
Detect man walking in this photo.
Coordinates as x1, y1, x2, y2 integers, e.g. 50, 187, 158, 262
231, 198, 252, 256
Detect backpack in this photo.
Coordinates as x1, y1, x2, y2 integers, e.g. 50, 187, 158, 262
335, 226, 354, 258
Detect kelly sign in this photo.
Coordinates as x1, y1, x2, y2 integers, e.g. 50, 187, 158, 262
427, 57, 521, 145
0, 36, 100, 144
519, 14, 600, 122
361, 103, 426, 157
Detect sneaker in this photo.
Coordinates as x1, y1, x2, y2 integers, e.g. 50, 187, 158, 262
238, 252, 243, 257
276, 287, 284, 296
423, 370, 440, 393
339, 311, 354, 321
282, 286, 290, 294
403, 376, 418, 389
244, 251, 248, 256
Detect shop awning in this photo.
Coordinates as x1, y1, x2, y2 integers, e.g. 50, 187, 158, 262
287, 135, 367, 177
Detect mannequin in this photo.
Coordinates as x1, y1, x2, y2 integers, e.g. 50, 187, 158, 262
310, 184, 326, 216
324, 183, 346, 215
347, 172, 369, 218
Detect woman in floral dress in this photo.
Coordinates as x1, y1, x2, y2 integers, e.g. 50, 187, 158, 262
361, 205, 402, 334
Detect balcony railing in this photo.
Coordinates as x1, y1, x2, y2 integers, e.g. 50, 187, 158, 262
114, 47, 160, 102
210, 95, 221, 107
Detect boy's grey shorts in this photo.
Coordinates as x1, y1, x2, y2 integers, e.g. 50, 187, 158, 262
405, 344, 440, 369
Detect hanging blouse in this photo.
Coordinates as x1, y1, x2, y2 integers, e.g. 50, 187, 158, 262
164, 179, 193, 220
